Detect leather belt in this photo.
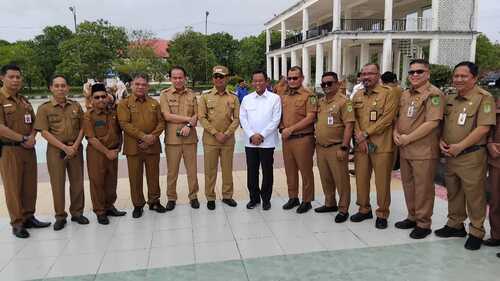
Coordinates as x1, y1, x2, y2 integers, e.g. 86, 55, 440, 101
456, 144, 486, 157
288, 133, 314, 140
317, 142, 342, 148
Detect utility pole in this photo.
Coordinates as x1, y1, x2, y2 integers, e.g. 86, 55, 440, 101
69, 6, 77, 32
205, 11, 209, 83
205, 11, 209, 35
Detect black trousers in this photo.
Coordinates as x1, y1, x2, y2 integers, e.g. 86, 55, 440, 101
245, 147, 274, 203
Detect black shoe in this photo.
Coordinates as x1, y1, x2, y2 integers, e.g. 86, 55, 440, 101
165, 201, 176, 211
207, 201, 216, 210
132, 207, 143, 218
464, 235, 483, 250
395, 219, 417, 230
350, 212, 373, 222
410, 227, 432, 239
314, 205, 339, 213
335, 212, 349, 223
23, 217, 51, 228
149, 202, 167, 213
12, 226, 29, 238
483, 238, 500, 247
246, 201, 259, 209
375, 218, 388, 229
282, 198, 300, 210
97, 215, 109, 225
296, 202, 312, 214
53, 219, 67, 231
434, 225, 467, 238
71, 215, 90, 225
190, 199, 200, 209
262, 201, 271, 211
497, 253, 500, 258
222, 198, 237, 207
106, 206, 127, 217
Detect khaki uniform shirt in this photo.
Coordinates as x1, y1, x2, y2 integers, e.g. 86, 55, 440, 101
315, 93, 355, 146
0, 89, 35, 142
279, 86, 318, 135
198, 88, 240, 146
160, 87, 198, 145
489, 112, 500, 168
397, 82, 444, 160
83, 107, 121, 149
353, 84, 397, 153
34, 98, 83, 144
117, 95, 164, 155
443, 86, 496, 146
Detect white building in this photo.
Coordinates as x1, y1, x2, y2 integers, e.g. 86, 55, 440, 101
264, 0, 479, 88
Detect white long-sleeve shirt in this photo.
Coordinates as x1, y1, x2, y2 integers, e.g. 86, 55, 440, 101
239, 90, 282, 148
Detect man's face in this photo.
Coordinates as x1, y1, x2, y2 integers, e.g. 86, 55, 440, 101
50, 77, 69, 99
91, 91, 108, 110
212, 73, 227, 89
287, 70, 303, 89
171, 69, 186, 90
131, 77, 149, 98
252, 73, 267, 93
408, 63, 430, 88
321, 75, 339, 95
452, 66, 477, 94
1, 70, 23, 92
360, 65, 380, 89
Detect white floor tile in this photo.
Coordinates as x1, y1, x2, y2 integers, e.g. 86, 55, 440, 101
46, 253, 103, 278
315, 230, 367, 250
0, 257, 56, 281
236, 237, 284, 259
107, 231, 153, 252
277, 235, 325, 255
227, 211, 264, 225
230, 222, 274, 240
195, 241, 240, 263
99, 249, 149, 273
15, 239, 69, 259
151, 229, 193, 248
62, 235, 113, 255
155, 214, 192, 230
193, 224, 234, 243
149, 245, 195, 268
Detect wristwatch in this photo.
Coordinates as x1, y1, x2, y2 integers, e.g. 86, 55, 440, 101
21, 135, 29, 143
340, 144, 349, 151
363, 131, 369, 139
186, 123, 193, 128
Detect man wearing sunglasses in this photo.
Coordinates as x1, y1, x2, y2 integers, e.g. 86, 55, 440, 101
351, 63, 398, 229
393, 59, 444, 239
314, 72, 354, 222
83, 83, 126, 225
198, 66, 240, 210
280, 66, 318, 214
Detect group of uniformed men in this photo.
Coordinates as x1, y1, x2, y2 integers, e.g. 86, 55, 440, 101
0, 60, 499, 256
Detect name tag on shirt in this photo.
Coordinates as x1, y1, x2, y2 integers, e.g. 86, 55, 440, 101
24, 114, 32, 124
327, 116, 334, 125
457, 112, 467, 126
370, 111, 378, 121
95, 120, 106, 127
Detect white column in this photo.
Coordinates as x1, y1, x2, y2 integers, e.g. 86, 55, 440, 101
431, 0, 439, 31
266, 55, 272, 79
291, 50, 298, 67
401, 55, 409, 88
332, 0, 341, 31
429, 38, 439, 64
470, 35, 478, 62
281, 21, 286, 48
266, 28, 271, 53
302, 47, 311, 87
302, 8, 309, 39
273, 55, 280, 81
331, 36, 341, 74
315, 43, 324, 87
394, 47, 401, 79
384, 0, 393, 31
382, 36, 393, 73
473, 0, 479, 30
342, 47, 349, 76
281, 53, 288, 77
360, 43, 370, 69
327, 47, 332, 71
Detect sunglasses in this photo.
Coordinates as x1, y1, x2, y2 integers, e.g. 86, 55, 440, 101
213, 74, 225, 79
93, 95, 107, 100
287, 76, 300, 81
408, 69, 426, 76
321, 81, 337, 88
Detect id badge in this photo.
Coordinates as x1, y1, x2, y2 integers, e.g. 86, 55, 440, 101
457, 112, 467, 126
24, 114, 32, 124
327, 115, 334, 125
370, 110, 378, 121
407, 102, 415, 118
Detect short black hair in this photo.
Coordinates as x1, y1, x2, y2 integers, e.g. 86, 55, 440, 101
50, 74, 68, 86
381, 72, 398, 84
91, 83, 106, 95
356, 72, 361, 78
322, 72, 338, 81
454, 61, 479, 77
409, 59, 430, 68
252, 70, 268, 80
132, 73, 150, 82
0, 64, 21, 76
363, 63, 380, 72
169, 66, 187, 77
288, 66, 303, 77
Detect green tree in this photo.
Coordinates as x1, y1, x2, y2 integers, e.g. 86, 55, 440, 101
475, 34, 500, 72
234, 31, 280, 79
206, 32, 239, 74
0, 41, 43, 91
168, 27, 216, 86
429, 64, 452, 88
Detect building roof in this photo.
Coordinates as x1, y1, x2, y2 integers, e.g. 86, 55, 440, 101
130, 39, 169, 58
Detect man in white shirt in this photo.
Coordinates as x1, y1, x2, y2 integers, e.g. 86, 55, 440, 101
240, 70, 282, 210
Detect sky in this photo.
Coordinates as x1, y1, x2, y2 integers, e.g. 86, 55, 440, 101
0, 0, 499, 42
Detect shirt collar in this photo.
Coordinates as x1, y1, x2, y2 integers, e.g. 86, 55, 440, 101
132, 94, 147, 103
455, 86, 480, 101
410, 82, 431, 95
50, 97, 71, 107
253, 90, 269, 98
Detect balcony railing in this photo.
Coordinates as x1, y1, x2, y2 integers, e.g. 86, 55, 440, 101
306, 21, 333, 39
341, 19, 384, 31
285, 33, 303, 47
269, 41, 281, 51
393, 17, 433, 31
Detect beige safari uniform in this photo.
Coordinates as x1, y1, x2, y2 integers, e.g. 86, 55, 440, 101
442, 86, 496, 238
315, 94, 355, 213
198, 88, 240, 201
35, 98, 85, 220
397, 82, 444, 229
160, 87, 199, 201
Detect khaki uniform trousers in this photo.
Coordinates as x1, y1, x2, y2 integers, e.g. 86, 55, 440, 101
400, 158, 437, 229
445, 150, 487, 238
0, 146, 37, 227
166, 144, 199, 201
87, 147, 118, 216
282, 135, 315, 202
488, 165, 500, 240
354, 152, 392, 219
47, 145, 85, 220
126, 152, 161, 207
316, 145, 351, 213
203, 144, 234, 200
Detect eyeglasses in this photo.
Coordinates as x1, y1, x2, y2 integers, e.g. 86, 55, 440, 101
93, 95, 107, 100
321, 81, 337, 88
408, 69, 427, 76
287, 76, 301, 81
213, 74, 225, 79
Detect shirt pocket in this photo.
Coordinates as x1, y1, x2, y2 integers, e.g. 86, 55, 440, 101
94, 121, 108, 137
294, 99, 306, 117
71, 111, 81, 129
168, 100, 180, 114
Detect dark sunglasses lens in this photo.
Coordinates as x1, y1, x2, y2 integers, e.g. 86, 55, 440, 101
94, 95, 107, 100
213, 74, 224, 79
321, 81, 334, 87
408, 70, 426, 75
287, 77, 299, 81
